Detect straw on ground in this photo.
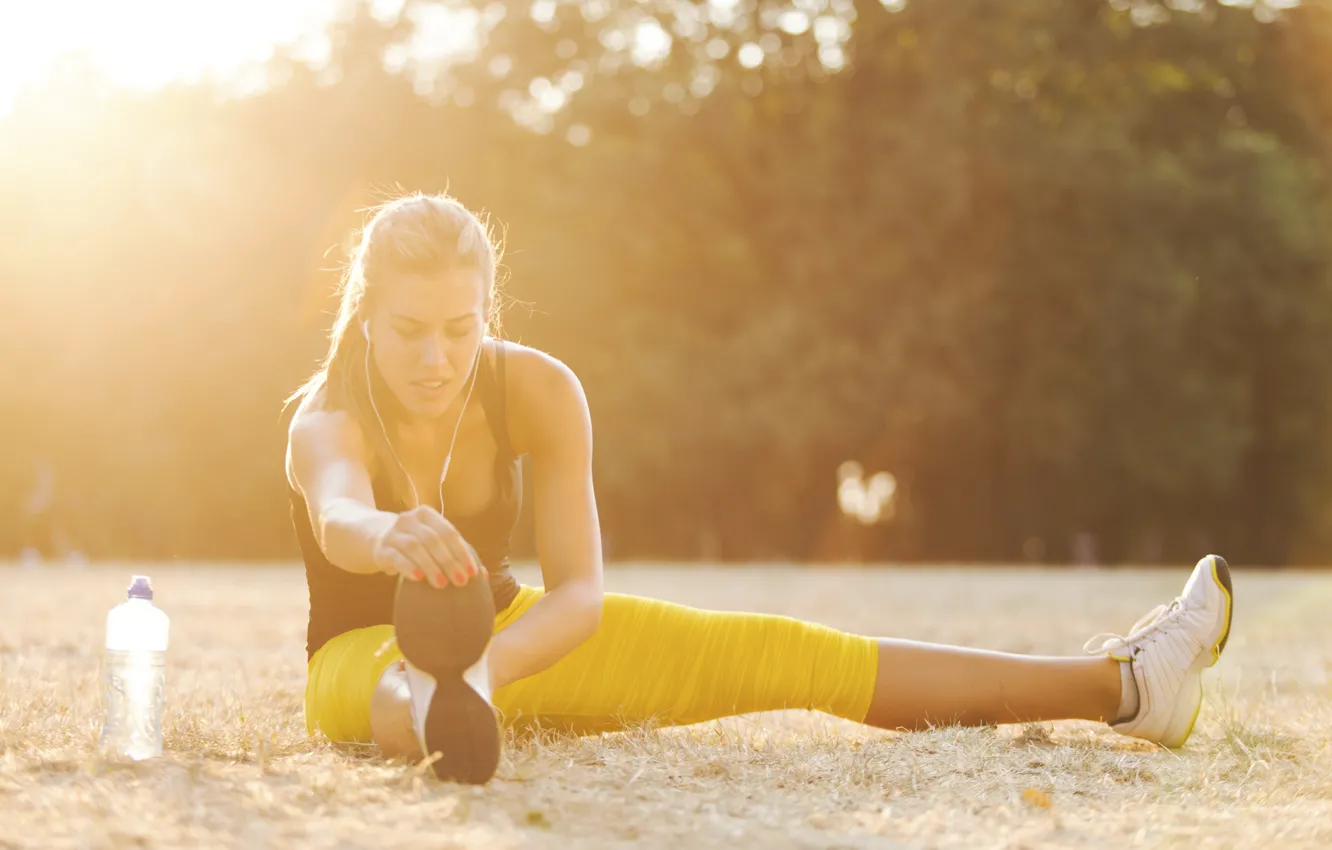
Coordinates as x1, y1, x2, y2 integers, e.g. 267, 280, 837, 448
2, 562, 1330, 849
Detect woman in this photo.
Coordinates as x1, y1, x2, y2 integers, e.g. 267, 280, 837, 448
285, 192, 1234, 785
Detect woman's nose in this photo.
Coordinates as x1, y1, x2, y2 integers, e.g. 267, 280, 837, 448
420, 334, 450, 369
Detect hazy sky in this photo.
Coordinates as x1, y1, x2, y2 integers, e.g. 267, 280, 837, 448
0, 0, 378, 112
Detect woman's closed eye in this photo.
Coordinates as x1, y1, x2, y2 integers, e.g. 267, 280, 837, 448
393, 324, 428, 341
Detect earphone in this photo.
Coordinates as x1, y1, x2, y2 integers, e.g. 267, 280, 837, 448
362, 317, 485, 512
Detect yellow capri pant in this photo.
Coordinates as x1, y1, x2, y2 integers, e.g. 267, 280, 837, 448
306, 586, 880, 743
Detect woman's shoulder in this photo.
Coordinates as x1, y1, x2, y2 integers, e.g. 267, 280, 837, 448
497, 341, 591, 455
499, 340, 580, 387
288, 382, 351, 437
284, 384, 373, 490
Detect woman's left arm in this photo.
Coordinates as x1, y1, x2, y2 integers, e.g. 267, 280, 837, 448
486, 349, 604, 691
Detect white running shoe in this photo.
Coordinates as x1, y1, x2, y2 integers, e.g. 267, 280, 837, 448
1084, 554, 1234, 748
403, 653, 495, 761
395, 573, 502, 784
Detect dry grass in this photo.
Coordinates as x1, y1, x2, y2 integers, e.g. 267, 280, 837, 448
2, 561, 1331, 849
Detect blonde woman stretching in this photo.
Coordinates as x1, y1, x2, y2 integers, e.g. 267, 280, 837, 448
285, 192, 1235, 785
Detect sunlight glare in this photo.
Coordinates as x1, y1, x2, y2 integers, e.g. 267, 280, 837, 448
837, 461, 898, 526
0, 0, 335, 114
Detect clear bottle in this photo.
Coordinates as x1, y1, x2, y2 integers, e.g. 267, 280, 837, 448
99, 575, 169, 761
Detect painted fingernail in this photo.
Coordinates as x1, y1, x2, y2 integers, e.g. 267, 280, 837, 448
431, 575, 444, 588
413, 569, 425, 581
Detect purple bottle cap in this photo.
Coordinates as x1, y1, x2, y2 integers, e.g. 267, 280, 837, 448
128, 575, 154, 601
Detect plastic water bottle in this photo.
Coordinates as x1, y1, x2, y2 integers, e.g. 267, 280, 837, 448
99, 575, 169, 761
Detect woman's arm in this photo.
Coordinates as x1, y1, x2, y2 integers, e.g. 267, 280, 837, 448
486, 350, 605, 690
288, 405, 394, 574
287, 399, 467, 586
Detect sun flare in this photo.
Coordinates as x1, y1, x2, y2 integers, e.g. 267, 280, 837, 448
0, 0, 345, 113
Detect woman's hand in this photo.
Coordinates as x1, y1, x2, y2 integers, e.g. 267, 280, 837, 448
371, 506, 484, 587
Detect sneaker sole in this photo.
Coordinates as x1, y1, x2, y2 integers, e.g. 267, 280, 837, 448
393, 575, 500, 785
1161, 554, 1234, 748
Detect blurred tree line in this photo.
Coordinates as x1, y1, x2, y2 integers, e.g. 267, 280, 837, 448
1, 0, 1330, 566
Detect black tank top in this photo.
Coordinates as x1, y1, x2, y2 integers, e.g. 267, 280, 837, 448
290, 341, 522, 660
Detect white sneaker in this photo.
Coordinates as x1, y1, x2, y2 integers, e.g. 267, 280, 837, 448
1084, 554, 1234, 748
403, 661, 435, 757
403, 652, 494, 759
394, 574, 502, 784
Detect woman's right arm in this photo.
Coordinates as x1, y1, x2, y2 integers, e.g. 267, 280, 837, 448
286, 407, 476, 586
287, 407, 394, 575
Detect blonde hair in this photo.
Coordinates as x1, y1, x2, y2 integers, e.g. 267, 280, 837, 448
287, 191, 504, 505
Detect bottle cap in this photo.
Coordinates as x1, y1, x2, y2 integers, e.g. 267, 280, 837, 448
127, 575, 154, 601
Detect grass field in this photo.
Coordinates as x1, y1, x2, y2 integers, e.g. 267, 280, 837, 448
2, 561, 1330, 849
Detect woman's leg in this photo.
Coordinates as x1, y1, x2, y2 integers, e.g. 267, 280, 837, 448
362, 554, 1232, 771
863, 641, 1121, 731
841, 553, 1234, 744
490, 590, 880, 734
489, 595, 1123, 735
306, 623, 402, 744
362, 605, 1119, 746
495, 554, 1232, 747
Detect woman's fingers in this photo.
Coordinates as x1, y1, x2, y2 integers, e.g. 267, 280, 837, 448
398, 534, 449, 588
413, 508, 476, 586
383, 548, 418, 580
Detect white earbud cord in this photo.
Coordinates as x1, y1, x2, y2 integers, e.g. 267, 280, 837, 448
364, 334, 485, 513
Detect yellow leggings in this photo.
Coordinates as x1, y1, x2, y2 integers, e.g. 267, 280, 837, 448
305, 585, 880, 743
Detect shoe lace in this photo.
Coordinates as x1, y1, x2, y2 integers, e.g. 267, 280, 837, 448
1083, 598, 1184, 655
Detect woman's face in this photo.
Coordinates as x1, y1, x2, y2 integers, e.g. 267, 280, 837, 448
365, 268, 487, 420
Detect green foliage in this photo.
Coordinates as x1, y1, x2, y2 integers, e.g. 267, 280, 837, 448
2, 0, 1329, 565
